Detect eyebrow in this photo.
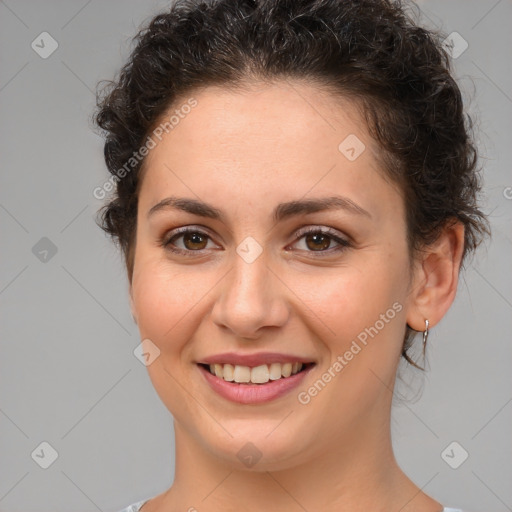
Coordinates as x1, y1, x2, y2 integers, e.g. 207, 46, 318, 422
147, 195, 372, 222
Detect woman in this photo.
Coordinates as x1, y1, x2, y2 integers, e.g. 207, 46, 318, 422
93, 0, 489, 510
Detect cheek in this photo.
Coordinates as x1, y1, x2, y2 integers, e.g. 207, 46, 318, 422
297, 255, 407, 343
131, 262, 201, 345
295, 261, 408, 422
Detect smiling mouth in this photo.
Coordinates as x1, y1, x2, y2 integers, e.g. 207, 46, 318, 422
198, 362, 315, 385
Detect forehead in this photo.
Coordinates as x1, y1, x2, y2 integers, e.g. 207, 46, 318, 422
138, 81, 400, 220
157, 80, 369, 155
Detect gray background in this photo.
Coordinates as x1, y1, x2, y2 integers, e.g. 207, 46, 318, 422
0, 1, 510, 511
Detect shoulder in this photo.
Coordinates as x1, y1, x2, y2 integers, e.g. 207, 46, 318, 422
117, 499, 150, 512
116, 501, 469, 512
116, 503, 468, 512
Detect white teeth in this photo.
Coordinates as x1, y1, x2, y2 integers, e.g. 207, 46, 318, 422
269, 363, 282, 380
222, 363, 234, 381
281, 362, 292, 377
251, 364, 270, 384
233, 365, 251, 383
204, 362, 305, 384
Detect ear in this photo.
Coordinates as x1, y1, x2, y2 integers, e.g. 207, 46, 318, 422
406, 220, 465, 331
129, 284, 138, 325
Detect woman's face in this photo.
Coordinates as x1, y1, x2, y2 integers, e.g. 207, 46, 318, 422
130, 81, 415, 470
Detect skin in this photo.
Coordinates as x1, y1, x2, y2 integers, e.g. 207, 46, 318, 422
128, 80, 465, 512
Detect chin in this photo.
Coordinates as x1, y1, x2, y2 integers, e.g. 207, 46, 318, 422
192, 421, 316, 472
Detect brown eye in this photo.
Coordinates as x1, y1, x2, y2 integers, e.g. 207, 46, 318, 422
163, 227, 216, 255
291, 226, 351, 256
180, 231, 208, 250
304, 232, 332, 251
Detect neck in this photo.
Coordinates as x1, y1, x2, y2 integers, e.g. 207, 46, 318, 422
157, 409, 441, 512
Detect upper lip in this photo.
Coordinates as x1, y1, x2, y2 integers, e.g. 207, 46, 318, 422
197, 352, 315, 367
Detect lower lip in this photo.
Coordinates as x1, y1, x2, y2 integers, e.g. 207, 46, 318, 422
197, 364, 315, 404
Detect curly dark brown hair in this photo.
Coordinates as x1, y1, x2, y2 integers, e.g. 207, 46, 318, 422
93, 0, 490, 368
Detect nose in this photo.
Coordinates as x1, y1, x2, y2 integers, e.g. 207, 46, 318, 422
210, 250, 290, 340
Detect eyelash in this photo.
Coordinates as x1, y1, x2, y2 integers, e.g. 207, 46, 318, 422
161, 225, 352, 257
